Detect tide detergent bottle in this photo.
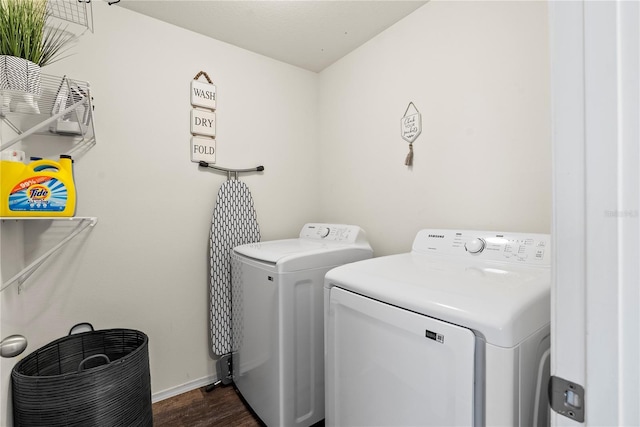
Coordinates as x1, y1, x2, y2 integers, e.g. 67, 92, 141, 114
1, 155, 76, 217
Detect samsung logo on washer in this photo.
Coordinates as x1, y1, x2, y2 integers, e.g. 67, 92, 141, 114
428, 234, 445, 238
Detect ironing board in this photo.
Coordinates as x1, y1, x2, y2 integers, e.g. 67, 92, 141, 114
209, 179, 260, 357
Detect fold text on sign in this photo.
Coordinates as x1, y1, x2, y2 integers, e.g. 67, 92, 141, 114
191, 137, 216, 163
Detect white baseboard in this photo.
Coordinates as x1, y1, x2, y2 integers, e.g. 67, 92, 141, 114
152, 375, 218, 403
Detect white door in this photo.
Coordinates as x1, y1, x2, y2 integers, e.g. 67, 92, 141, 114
549, 1, 639, 425
326, 287, 476, 427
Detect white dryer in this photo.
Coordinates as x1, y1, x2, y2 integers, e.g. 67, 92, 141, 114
324, 229, 551, 426
232, 223, 373, 427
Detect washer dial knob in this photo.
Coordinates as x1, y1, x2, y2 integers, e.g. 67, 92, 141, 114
465, 238, 486, 254
319, 227, 331, 238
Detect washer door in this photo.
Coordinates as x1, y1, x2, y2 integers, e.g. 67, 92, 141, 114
326, 287, 477, 426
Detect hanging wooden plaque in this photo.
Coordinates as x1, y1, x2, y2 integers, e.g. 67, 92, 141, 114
191, 109, 216, 138
401, 102, 422, 143
191, 136, 216, 163
191, 80, 216, 110
401, 102, 422, 166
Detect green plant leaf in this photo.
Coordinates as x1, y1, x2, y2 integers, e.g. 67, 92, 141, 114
0, 0, 76, 66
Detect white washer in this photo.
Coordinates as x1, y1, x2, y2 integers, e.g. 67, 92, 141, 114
232, 223, 373, 427
325, 229, 551, 426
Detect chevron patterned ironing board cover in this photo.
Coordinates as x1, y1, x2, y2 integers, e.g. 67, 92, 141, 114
209, 179, 260, 356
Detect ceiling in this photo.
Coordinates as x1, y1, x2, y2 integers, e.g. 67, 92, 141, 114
118, 1, 428, 72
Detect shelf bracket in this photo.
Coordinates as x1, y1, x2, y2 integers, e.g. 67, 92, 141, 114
0, 217, 98, 292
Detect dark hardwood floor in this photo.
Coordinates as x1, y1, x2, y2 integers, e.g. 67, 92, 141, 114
152, 385, 264, 427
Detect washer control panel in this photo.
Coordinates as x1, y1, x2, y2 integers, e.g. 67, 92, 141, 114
299, 223, 366, 244
412, 229, 550, 265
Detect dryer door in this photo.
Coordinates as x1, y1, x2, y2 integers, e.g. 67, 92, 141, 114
326, 287, 477, 426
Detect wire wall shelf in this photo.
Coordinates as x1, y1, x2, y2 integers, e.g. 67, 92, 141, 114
0, 217, 98, 292
47, 0, 94, 33
0, 73, 96, 155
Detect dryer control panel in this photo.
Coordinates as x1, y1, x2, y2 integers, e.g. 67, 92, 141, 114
412, 229, 550, 266
299, 223, 367, 244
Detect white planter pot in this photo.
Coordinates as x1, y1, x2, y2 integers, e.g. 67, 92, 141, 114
0, 55, 41, 114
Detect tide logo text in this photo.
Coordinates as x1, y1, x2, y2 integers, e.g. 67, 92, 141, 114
29, 185, 50, 200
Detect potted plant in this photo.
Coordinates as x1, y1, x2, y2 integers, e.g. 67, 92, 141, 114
0, 0, 76, 113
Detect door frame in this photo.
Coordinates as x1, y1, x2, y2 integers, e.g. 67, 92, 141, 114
549, 1, 639, 425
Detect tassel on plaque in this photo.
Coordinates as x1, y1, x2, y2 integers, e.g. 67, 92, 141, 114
405, 143, 414, 166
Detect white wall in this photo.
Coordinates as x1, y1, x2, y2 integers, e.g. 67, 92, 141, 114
1, 2, 319, 424
1, 0, 552, 424
318, 0, 551, 256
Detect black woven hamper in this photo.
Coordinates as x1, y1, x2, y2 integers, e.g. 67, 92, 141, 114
11, 325, 152, 427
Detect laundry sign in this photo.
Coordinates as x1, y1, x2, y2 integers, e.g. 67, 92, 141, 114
190, 71, 217, 163
191, 80, 216, 110
401, 102, 422, 166
401, 104, 422, 143
191, 136, 216, 163
191, 109, 216, 138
